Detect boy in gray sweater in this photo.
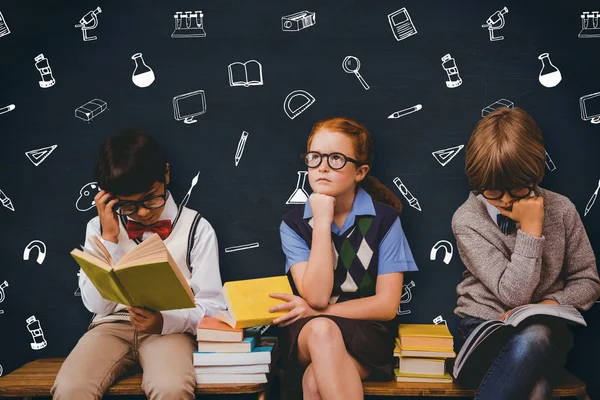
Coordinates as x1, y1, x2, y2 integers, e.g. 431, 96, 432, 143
452, 107, 600, 400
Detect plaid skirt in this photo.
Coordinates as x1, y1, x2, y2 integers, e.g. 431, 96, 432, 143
278, 314, 396, 396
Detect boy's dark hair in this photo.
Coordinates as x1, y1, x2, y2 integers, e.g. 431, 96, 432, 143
94, 129, 167, 195
465, 107, 546, 191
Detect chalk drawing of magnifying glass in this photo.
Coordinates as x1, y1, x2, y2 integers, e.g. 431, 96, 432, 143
23, 240, 47, 265
430, 240, 453, 265
342, 56, 370, 90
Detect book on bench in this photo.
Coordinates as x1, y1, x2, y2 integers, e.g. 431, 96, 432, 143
452, 304, 586, 381
70, 233, 196, 311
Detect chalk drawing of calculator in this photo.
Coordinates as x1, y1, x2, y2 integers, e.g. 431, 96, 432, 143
388, 8, 417, 41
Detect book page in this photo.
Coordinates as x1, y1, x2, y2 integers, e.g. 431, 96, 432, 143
228, 62, 248, 86
245, 60, 262, 84
505, 304, 587, 327
70, 250, 128, 304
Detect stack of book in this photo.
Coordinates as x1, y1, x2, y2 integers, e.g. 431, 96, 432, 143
193, 317, 278, 384
193, 276, 292, 384
394, 324, 456, 383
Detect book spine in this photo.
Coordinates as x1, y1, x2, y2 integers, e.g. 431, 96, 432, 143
109, 269, 134, 306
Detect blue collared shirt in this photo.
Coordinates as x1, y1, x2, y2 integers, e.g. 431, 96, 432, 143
280, 187, 419, 274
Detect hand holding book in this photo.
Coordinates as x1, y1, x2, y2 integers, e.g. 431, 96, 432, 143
500, 299, 560, 321
268, 293, 318, 327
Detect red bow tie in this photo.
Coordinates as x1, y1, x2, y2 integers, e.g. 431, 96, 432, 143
125, 219, 172, 240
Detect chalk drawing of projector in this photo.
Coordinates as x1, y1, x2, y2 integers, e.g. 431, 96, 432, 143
23, 240, 47, 265
430, 240, 453, 265
26, 315, 47, 350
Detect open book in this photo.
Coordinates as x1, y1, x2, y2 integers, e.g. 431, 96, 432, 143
70, 233, 196, 311
228, 60, 263, 87
453, 304, 586, 381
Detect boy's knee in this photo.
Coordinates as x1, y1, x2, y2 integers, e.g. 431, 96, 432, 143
51, 376, 99, 400
143, 374, 195, 400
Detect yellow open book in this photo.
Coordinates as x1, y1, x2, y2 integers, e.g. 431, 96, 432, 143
216, 276, 293, 329
70, 233, 195, 311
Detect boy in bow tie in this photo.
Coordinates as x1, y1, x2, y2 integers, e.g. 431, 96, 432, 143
451, 107, 600, 399
52, 129, 227, 400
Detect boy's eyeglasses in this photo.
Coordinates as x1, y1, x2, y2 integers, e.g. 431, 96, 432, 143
301, 151, 365, 170
478, 186, 535, 200
111, 184, 168, 216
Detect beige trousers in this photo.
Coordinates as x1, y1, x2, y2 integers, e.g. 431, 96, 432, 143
51, 320, 197, 400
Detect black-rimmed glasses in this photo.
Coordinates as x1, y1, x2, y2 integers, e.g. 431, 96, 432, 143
111, 184, 168, 216
478, 186, 535, 200
302, 151, 365, 170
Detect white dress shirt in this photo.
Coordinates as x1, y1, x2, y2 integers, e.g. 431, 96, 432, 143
78, 192, 227, 335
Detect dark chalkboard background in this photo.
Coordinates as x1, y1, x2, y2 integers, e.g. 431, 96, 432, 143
1, 0, 599, 397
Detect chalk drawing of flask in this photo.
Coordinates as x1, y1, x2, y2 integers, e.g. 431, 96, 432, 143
131, 53, 155, 88
286, 171, 309, 204
538, 53, 562, 88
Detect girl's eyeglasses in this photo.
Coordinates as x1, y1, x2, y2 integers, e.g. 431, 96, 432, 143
301, 151, 365, 170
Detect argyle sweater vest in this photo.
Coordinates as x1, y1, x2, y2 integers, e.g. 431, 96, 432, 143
282, 201, 399, 305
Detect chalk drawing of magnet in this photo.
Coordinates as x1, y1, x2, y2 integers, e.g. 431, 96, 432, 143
23, 240, 47, 265
430, 240, 453, 264
284, 90, 315, 120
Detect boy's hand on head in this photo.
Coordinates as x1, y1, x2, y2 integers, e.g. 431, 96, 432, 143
309, 193, 336, 227
126, 306, 164, 334
95, 190, 120, 243
499, 196, 544, 238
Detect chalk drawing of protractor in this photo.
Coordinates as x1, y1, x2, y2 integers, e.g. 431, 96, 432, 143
283, 90, 315, 120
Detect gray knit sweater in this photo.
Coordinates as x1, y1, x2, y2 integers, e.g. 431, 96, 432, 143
452, 186, 600, 320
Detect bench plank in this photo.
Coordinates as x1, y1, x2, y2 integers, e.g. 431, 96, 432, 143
0, 358, 275, 397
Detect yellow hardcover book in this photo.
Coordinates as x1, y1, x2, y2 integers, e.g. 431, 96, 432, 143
398, 324, 453, 349
216, 276, 293, 329
395, 339, 456, 358
394, 369, 453, 383
70, 233, 196, 311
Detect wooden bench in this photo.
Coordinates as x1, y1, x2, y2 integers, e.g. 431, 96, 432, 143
0, 358, 588, 399
0, 358, 278, 399
275, 368, 588, 399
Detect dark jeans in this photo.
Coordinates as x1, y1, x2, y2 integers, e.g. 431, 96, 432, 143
455, 315, 574, 400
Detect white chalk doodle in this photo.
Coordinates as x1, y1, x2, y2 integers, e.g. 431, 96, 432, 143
75, 7, 101, 41
34, 54, 55, 88
180, 171, 199, 210
286, 171, 309, 204
74, 271, 81, 296
224, 242, 260, 253
441, 53, 462, 88
228, 60, 263, 87
131, 53, 155, 88
482, 7, 508, 41
433, 315, 448, 327
584, 179, 600, 217
235, 131, 249, 166
26, 315, 47, 350
171, 11, 206, 38
0, 189, 14, 211
342, 56, 369, 90
387, 8, 417, 41
23, 240, 47, 265
0, 280, 8, 315
579, 11, 600, 38
430, 240, 453, 265
388, 104, 422, 119
173, 89, 206, 124
283, 90, 315, 120
393, 177, 421, 211
481, 99, 513, 117
25, 145, 57, 167
432, 145, 464, 167
282, 11, 316, 32
538, 53, 562, 88
75, 99, 107, 122
397, 280, 416, 316
0, 104, 15, 116
545, 150, 557, 171
579, 91, 600, 124
76, 182, 101, 212
0, 11, 10, 39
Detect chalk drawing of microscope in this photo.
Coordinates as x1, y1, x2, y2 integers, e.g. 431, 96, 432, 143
397, 280, 416, 316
